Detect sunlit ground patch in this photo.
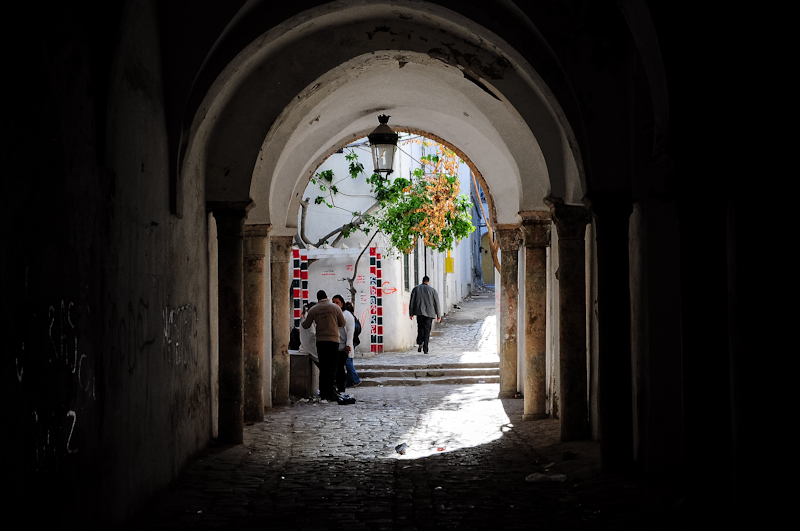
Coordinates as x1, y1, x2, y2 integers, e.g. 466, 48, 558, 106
387, 384, 508, 459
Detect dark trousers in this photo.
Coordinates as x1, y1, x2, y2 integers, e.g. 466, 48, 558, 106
336, 350, 349, 393
416, 316, 433, 353
316, 341, 339, 399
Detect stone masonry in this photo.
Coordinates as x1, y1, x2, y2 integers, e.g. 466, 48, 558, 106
126, 291, 686, 530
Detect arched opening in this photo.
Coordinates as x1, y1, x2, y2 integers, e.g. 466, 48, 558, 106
186, 0, 589, 445
181, 2, 587, 224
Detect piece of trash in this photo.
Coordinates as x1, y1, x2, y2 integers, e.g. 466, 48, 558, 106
543, 462, 555, 469
525, 473, 567, 483
197, 510, 202, 514
281, 476, 285, 479
478, 380, 485, 384
395, 443, 407, 455
437, 447, 446, 452
513, 392, 523, 399
435, 486, 442, 490
561, 450, 577, 460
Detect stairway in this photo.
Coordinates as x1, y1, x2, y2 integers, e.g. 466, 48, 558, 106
355, 361, 499, 386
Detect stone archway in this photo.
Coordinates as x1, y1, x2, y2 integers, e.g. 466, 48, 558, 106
184, 1, 589, 443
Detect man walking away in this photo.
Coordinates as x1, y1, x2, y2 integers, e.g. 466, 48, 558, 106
409, 275, 441, 354
302, 290, 346, 402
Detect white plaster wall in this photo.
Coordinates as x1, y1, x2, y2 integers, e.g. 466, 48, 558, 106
299, 135, 478, 352
305, 249, 415, 353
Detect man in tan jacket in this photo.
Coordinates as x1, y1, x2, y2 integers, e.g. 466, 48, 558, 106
302, 290, 346, 401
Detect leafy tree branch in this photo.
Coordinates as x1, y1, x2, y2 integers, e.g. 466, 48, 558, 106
299, 141, 474, 259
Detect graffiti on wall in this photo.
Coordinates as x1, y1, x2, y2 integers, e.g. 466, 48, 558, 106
15, 266, 200, 474
162, 303, 198, 366
382, 281, 397, 295
19, 291, 96, 471
113, 298, 158, 373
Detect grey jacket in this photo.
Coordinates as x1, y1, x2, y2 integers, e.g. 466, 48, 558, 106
409, 283, 441, 319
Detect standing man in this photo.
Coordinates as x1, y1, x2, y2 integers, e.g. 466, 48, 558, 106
302, 290, 345, 401
409, 275, 441, 354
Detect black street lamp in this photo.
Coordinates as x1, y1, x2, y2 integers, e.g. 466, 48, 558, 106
367, 114, 399, 176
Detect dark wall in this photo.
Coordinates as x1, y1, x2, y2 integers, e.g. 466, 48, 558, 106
2, 1, 212, 525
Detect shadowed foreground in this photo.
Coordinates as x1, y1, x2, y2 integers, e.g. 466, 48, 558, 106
127, 384, 686, 530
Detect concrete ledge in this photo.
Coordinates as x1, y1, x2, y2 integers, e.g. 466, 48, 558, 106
289, 350, 319, 398
358, 362, 500, 370
357, 376, 500, 387
359, 368, 500, 378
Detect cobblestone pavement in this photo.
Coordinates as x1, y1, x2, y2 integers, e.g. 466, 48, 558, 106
354, 288, 498, 367
127, 290, 686, 530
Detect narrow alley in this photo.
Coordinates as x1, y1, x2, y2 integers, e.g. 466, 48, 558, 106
127, 292, 685, 530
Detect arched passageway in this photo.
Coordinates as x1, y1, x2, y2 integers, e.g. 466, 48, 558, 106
4, 0, 759, 527
190, 2, 594, 458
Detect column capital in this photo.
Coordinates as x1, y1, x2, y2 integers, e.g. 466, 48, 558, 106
519, 210, 552, 222
269, 236, 295, 263
521, 218, 551, 248
550, 204, 591, 240
496, 227, 522, 251
243, 223, 272, 238
243, 224, 270, 257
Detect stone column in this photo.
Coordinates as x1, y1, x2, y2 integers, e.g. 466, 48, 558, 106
521, 214, 551, 420
592, 197, 634, 471
208, 201, 251, 444
243, 224, 271, 422
270, 236, 294, 406
496, 227, 522, 399
551, 203, 592, 441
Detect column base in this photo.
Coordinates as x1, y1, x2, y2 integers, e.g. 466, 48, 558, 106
523, 413, 550, 421
498, 391, 517, 399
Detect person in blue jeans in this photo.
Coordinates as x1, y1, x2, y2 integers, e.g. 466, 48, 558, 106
332, 295, 361, 391
343, 301, 362, 387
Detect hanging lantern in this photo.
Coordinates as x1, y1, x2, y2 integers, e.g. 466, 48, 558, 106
367, 114, 398, 176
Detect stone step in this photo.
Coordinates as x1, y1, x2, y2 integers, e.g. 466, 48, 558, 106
355, 375, 500, 387
357, 362, 499, 370
357, 367, 500, 379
